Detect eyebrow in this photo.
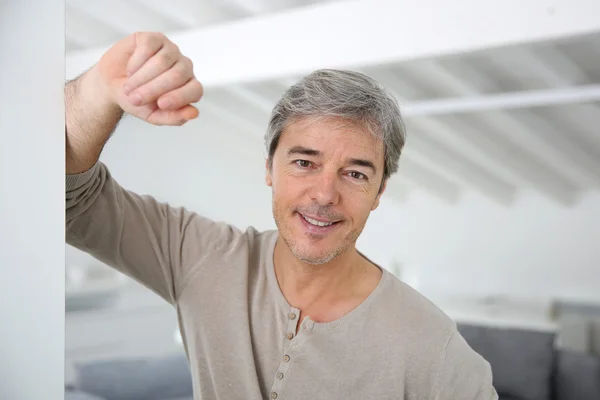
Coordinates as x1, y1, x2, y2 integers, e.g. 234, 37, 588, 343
286, 146, 377, 174
287, 146, 321, 157
348, 158, 377, 174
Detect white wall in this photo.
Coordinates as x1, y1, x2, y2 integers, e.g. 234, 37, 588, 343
68, 114, 600, 304
0, 2, 65, 399
362, 190, 600, 301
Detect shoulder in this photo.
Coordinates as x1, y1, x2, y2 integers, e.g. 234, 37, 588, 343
365, 271, 469, 363
374, 272, 457, 343
368, 273, 496, 397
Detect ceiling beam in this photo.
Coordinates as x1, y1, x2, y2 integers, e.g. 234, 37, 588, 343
402, 84, 600, 117
512, 110, 600, 186
502, 45, 600, 185
220, 0, 266, 15
65, 4, 126, 49
67, 0, 186, 43
399, 59, 581, 204
395, 155, 462, 204
66, 0, 600, 82
407, 126, 518, 205
131, 0, 239, 27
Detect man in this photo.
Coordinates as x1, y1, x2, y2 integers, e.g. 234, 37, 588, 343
66, 32, 498, 399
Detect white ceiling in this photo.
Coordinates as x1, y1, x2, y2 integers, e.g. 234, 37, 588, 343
65, 0, 337, 51
66, 0, 600, 207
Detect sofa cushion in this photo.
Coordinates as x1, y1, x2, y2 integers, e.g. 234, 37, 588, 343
457, 324, 555, 400
65, 389, 106, 400
74, 353, 193, 400
554, 350, 600, 400
162, 398, 194, 400
161, 398, 194, 400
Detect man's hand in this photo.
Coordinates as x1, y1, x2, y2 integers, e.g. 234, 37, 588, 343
94, 31, 203, 126
66, 32, 202, 174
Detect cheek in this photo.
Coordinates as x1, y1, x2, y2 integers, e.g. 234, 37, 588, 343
272, 174, 305, 209
348, 199, 373, 220
344, 188, 378, 219
273, 168, 307, 194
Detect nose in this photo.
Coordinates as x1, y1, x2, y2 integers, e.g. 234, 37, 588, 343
309, 171, 340, 206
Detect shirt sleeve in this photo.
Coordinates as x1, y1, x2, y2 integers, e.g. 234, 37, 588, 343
431, 328, 499, 400
66, 161, 241, 305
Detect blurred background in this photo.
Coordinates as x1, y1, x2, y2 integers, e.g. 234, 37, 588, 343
63, 1, 600, 398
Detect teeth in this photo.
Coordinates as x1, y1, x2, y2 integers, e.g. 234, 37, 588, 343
302, 215, 334, 227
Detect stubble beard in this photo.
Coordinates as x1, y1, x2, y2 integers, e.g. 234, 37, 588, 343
272, 198, 363, 265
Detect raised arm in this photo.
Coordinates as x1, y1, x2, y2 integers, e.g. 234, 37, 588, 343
66, 32, 237, 304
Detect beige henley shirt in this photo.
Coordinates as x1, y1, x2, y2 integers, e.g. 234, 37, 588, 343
66, 161, 498, 400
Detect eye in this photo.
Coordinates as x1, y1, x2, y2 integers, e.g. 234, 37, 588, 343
349, 171, 367, 181
295, 160, 312, 168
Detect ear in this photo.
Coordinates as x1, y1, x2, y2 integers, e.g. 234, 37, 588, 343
371, 179, 387, 211
265, 158, 273, 187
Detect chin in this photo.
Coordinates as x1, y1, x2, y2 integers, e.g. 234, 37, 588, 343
273, 205, 360, 265
287, 236, 349, 265
292, 247, 340, 265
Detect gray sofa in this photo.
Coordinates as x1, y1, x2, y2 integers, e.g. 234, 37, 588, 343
66, 323, 600, 400
457, 324, 600, 400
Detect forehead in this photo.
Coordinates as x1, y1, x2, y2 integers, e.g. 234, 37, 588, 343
278, 117, 384, 161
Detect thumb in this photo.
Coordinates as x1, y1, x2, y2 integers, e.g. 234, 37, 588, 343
146, 105, 199, 126
98, 34, 137, 82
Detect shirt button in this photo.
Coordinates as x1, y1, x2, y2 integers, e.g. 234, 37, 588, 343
271, 392, 278, 399
277, 372, 284, 380
283, 354, 290, 362
288, 312, 296, 320
286, 332, 294, 340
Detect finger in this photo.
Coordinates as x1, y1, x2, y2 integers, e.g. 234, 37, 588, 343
124, 46, 179, 102
156, 78, 204, 111
126, 32, 165, 78
146, 105, 199, 126
127, 58, 193, 107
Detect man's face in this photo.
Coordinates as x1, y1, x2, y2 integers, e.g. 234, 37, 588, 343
266, 116, 387, 265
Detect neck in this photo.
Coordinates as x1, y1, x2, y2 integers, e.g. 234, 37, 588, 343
273, 237, 379, 310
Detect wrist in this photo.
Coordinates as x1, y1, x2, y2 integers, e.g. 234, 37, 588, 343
82, 65, 122, 114
65, 65, 124, 175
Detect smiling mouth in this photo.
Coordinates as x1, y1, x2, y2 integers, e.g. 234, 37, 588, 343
300, 213, 340, 227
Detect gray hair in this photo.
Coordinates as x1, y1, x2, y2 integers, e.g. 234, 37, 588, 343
264, 69, 406, 188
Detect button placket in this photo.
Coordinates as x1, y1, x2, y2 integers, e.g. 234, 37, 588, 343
269, 351, 294, 398
284, 307, 300, 347
269, 307, 302, 399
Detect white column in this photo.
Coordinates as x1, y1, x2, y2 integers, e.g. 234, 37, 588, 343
0, 2, 65, 399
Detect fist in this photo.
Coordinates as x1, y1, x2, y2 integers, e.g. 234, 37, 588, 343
94, 32, 203, 126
